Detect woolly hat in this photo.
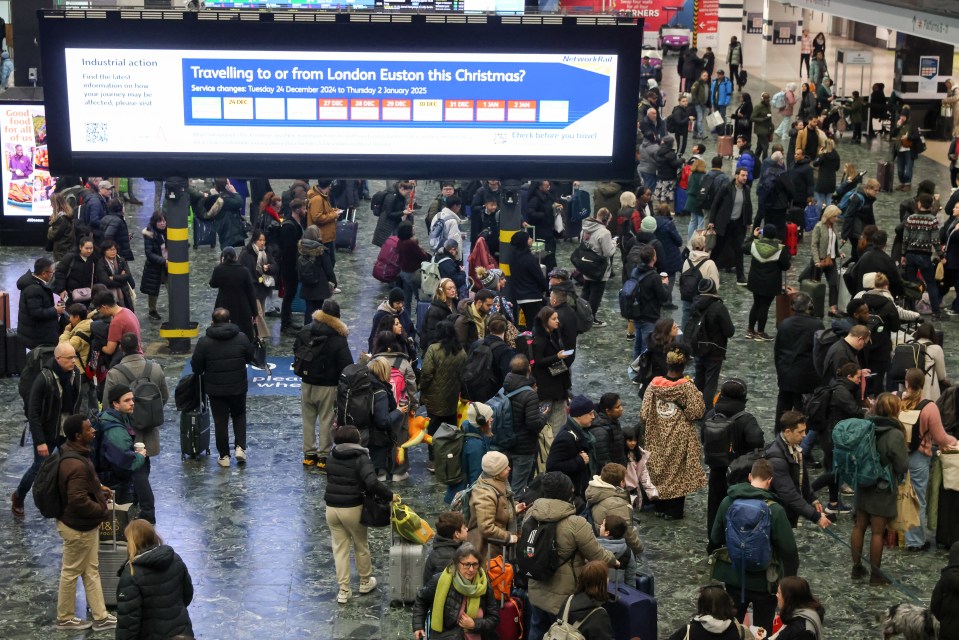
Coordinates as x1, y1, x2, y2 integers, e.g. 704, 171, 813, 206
510, 231, 530, 249
388, 287, 405, 305
478, 267, 503, 290
540, 471, 575, 501
467, 402, 494, 426
108, 384, 132, 406
698, 277, 717, 294
641, 216, 657, 233
482, 451, 510, 477
569, 395, 595, 418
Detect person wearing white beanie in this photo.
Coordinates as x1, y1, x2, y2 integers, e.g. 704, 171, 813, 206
466, 449, 520, 562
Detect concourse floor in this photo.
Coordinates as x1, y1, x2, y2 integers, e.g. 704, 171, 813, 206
1, 44, 957, 635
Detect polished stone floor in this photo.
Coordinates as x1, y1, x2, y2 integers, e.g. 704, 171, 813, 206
2, 58, 958, 639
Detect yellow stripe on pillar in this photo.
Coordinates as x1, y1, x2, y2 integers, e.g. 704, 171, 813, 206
168, 261, 189, 275
499, 228, 519, 276
167, 227, 189, 242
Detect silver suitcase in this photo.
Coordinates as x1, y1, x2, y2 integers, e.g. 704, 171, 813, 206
99, 502, 129, 607
389, 537, 426, 606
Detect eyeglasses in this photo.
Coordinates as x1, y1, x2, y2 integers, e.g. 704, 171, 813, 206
459, 561, 480, 569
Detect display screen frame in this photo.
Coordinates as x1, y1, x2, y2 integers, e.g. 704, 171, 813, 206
39, 12, 642, 180
0, 98, 55, 247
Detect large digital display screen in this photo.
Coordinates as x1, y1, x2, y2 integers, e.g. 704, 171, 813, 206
40, 14, 642, 179
0, 104, 55, 218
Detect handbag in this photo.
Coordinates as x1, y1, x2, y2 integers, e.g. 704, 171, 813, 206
552, 203, 565, 236
570, 241, 608, 281
890, 473, 921, 532
392, 500, 434, 544
360, 492, 392, 528
69, 266, 95, 304
819, 256, 834, 268
251, 325, 269, 374
936, 259, 946, 282
547, 359, 569, 377
942, 450, 959, 491
706, 110, 725, 129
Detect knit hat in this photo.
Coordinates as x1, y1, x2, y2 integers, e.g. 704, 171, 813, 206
510, 231, 530, 249
721, 378, 748, 401
763, 224, 777, 240
641, 216, 657, 233
388, 287, 405, 305
540, 471, 575, 501
467, 402, 494, 427
482, 451, 510, 477
569, 395, 595, 418
862, 272, 876, 290
108, 384, 131, 406
479, 267, 503, 290
698, 277, 717, 294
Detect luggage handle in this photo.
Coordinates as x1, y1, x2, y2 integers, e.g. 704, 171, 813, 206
487, 537, 513, 607
105, 497, 118, 551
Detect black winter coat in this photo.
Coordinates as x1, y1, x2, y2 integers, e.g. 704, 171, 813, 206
209, 262, 257, 341
412, 571, 501, 640
510, 245, 548, 302
858, 292, 900, 365
623, 232, 665, 280
710, 182, 753, 236
744, 238, 791, 298
711, 396, 764, 463
546, 418, 592, 498
666, 618, 744, 640
826, 378, 864, 428
422, 298, 455, 354
372, 189, 408, 247
95, 256, 136, 310
565, 592, 615, 640
370, 376, 402, 449
585, 413, 626, 471
115, 545, 194, 640
324, 443, 393, 509
100, 211, 134, 261
773, 608, 825, 640
813, 150, 840, 194
554, 300, 579, 368
423, 536, 460, 584
820, 337, 862, 386
239, 245, 278, 299
190, 323, 254, 397
531, 327, 569, 402
279, 218, 304, 279
774, 314, 823, 393
840, 189, 876, 242
83, 193, 108, 240
654, 144, 684, 181
504, 372, 545, 456
16, 271, 60, 348
140, 227, 166, 297
526, 187, 560, 245
52, 252, 96, 299
788, 159, 815, 205
848, 247, 904, 297
294, 311, 353, 386
624, 262, 669, 323
28, 360, 82, 445
766, 435, 819, 526
932, 544, 959, 640
688, 295, 735, 360
297, 239, 335, 303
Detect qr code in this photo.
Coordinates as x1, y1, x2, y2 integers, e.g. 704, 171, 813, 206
85, 122, 109, 144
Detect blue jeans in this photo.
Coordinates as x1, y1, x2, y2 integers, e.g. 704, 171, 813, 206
510, 453, 537, 496
688, 213, 705, 240
801, 430, 819, 457
814, 193, 831, 214
906, 450, 931, 548
399, 270, 418, 313
681, 300, 693, 329
897, 152, 914, 185
694, 104, 707, 137
905, 252, 940, 313
529, 605, 558, 640
632, 321, 656, 359
641, 172, 658, 192
16, 441, 55, 501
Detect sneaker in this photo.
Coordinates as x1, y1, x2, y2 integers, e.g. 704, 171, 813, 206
336, 588, 352, 604
744, 331, 758, 341
736, 279, 748, 286
850, 564, 868, 580
425, 461, 435, 474
11, 490, 24, 518
592, 319, 608, 328
316, 457, 327, 472
234, 446, 247, 464
217, 455, 230, 468
376, 472, 387, 482
392, 472, 410, 482
358, 577, 378, 594
841, 483, 854, 496
757, 332, 774, 341
333, 287, 342, 294
946, 309, 959, 316
302, 454, 317, 467
869, 573, 892, 587
626, 333, 635, 340
905, 541, 931, 552
825, 501, 852, 514
933, 312, 952, 322
91, 615, 117, 632
148, 310, 162, 321
56, 617, 93, 630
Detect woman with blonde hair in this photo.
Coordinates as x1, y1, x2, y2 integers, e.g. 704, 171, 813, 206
641, 347, 706, 520
803, 204, 844, 316
849, 393, 909, 585
422, 277, 458, 353
115, 520, 194, 639
367, 355, 410, 481
47, 192, 76, 262
812, 137, 840, 212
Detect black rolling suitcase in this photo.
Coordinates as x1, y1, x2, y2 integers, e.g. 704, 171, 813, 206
180, 394, 211, 459
877, 161, 894, 192
6, 328, 26, 375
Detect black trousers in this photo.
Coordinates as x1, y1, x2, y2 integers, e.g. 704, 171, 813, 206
209, 393, 247, 458
519, 301, 544, 331
581, 280, 607, 318
706, 466, 727, 552
280, 271, 298, 328
654, 496, 686, 519
810, 425, 839, 503
748, 294, 775, 333
775, 390, 806, 433
117, 458, 155, 524
755, 133, 770, 161
726, 585, 777, 633
695, 357, 724, 412
799, 53, 811, 77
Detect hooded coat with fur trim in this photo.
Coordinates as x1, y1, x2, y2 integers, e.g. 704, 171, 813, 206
293, 310, 353, 387
744, 236, 791, 298
640, 376, 707, 500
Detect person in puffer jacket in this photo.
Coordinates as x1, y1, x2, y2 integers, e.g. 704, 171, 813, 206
115, 520, 194, 640
743, 224, 791, 341
584, 393, 626, 471
687, 278, 735, 412
585, 463, 645, 558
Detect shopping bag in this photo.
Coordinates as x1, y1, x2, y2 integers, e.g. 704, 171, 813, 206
942, 451, 959, 491
890, 473, 921, 532
706, 111, 725, 129
392, 500, 434, 545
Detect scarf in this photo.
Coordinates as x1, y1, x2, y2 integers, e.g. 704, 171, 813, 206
780, 433, 804, 489
431, 566, 487, 633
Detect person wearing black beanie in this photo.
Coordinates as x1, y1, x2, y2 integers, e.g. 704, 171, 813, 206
507, 230, 548, 329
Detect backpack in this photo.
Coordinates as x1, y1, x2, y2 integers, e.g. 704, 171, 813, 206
420, 256, 451, 300
293, 333, 328, 378
900, 400, 931, 455
682, 308, 708, 358
487, 385, 532, 452
336, 364, 375, 432
428, 213, 450, 252
372, 235, 401, 283
837, 190, 862, 218
450, 481, 476, 522
739, 68, 748, 87
174, 372, 203, 412
756, 165, 784, 210
516, 516, 567, 581
833, 418, 894, 493
113, 362, 165, 430
461, 342, 497, 402
726, 448, 766, 486
569, 293, 593, 334
679, 163, 693, 190
31, 448, 86, 518
618, 269, 654, 320
803, 384, 835, 432
388, 362, 407, 404
812, 326, 846, 378
370, 189, 390, 217
702, 410, 746, 468
889, 340, 930, 386
804, 203, 820, 232
699, 172, 726, 212
18, 346, 56, 402
544, 596, 603, 640
725, 498, 773, 602
770, 90, 787, 110
679, 258, 704, 303
432, 422, 479, 485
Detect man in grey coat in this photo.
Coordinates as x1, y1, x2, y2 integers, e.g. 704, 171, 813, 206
102, 333, 169, 456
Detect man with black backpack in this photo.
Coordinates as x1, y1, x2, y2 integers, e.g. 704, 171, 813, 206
710, 458, 798, 633
102, 333, 169, 460
502, 354, 545, 495
685, 278, 734, 412
11, 343, 82, 519
294, 300, 353, 469
461, 316, 514, 403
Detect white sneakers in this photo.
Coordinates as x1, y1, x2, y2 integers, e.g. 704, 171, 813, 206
235, 446, 247, 464
217, 456, 230, 468
337, 589, 352, 604
358, 577, 378, 594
